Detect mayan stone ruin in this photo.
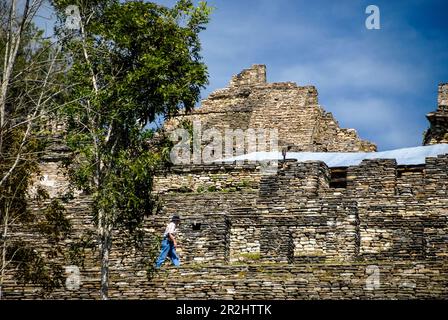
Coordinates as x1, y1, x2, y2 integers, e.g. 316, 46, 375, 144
2, 65, 448, 299
424, 83, 448, 145
165, 64, 377, 153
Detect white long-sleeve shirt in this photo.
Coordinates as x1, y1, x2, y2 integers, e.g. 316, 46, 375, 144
163, 222, 177, 238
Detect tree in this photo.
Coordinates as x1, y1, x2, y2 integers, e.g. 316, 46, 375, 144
51, 0, 211, 299
0, 0, 72, 298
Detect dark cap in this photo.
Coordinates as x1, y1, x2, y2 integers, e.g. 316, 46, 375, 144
171, 215, 181, 222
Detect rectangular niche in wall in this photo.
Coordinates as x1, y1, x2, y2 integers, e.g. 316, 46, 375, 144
329, 167, 347, 188
396, 165, 425, 178
229, 225, 260, 262
192, 222, 201, 231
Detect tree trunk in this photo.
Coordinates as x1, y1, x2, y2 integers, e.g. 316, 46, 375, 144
99, 206, 112, 300
0, 206, 10, 300
100, 229, 112, 300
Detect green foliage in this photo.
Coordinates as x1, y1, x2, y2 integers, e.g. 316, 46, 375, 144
175, 186, 193, 193
180, 118, 195, 154
0, 20, 69, 296
2, 183, 73, 296
50, 0, 211, 296
96, 148, 161, 233
37, 199, 72, 243
0, 23, 62, 122
207, 185, 217, 192
142, 233, 162, 280
239, 252, 261, 261
238, 180, 251, 189
54, 0, 211, 226
67, 231, 97, 269
0, 21, 51, 223
196, 185, 205, 193
180, 119, 194, 137
5, 242, 65, 294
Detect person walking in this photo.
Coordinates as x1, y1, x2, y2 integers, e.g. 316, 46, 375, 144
155, 215, 181, 268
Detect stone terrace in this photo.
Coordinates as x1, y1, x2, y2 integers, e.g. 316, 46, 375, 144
2, 66, 448, 299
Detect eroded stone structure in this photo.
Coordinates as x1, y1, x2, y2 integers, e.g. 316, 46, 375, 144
153, 156, 448, 264
166, 65, 376, 153
424, 83, 448, 145
2, 66, 448, 299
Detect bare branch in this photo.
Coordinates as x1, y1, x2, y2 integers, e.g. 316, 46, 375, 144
0, 45, 60, 187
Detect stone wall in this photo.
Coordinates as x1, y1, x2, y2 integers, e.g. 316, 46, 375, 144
150, 155, 448, 265
424, 83, 448, 145
3, 139, 447, 299
3, 262, 448, 299
142, 156, 448, 266
2, 68, 448, 300
439, 83, 448, 110
153, 163, 262, 194
3, 157, 448, 298
165, 65, 376, 153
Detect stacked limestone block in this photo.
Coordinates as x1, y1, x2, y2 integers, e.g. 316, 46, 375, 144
152, 155, 448, 267
4, 262, 448, 299
4, 153, 448, 299
3, 68, 448, 299
165, 65, 376, 153
424, 83, 448, 145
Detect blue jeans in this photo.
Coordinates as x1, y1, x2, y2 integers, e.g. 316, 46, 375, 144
155, 239, 180, 268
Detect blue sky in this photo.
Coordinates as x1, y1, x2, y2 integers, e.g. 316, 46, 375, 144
36, 0, 448, 151
157, 0, 448, 151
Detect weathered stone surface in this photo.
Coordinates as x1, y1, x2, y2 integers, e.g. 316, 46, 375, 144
424, 83, 448, 145
165, 65, 376, 153
3, 262, 448, 299
2, 66, 447, 300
